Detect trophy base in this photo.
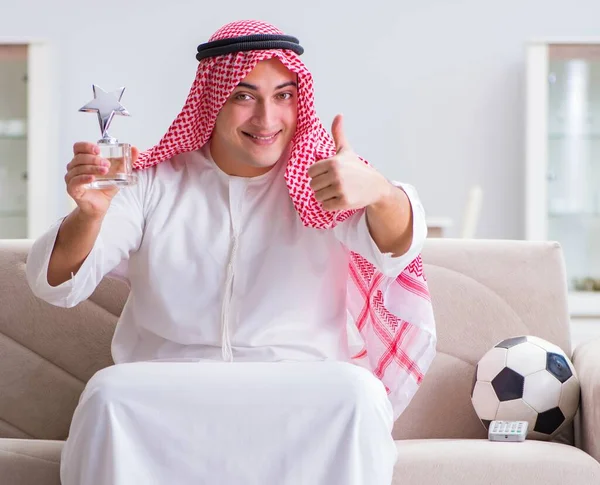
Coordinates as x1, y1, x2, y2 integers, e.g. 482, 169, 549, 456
85, 174, 138, 189
85, 141, 136, 190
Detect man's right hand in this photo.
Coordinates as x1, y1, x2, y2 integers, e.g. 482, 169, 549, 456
65, 142, 139, 221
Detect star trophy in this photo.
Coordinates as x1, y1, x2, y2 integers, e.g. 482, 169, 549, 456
79, 85, 137, 188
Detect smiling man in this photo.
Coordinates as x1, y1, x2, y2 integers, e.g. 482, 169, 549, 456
26, 19, 437, 485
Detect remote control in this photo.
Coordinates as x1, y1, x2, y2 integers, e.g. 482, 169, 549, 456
488, 420, 528, 442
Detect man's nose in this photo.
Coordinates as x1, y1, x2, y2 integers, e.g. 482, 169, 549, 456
252, 100, 276, 128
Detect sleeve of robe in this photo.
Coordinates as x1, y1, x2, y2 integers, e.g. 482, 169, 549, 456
332, 182, 428, 277
25, 170, 148, 308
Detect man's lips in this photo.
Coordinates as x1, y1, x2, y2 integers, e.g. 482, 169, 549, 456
242, 131, 281, 140
242, 131, 282, 145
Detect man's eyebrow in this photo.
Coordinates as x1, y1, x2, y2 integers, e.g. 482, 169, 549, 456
275, 81, 298, 90
235, 81, 298, 91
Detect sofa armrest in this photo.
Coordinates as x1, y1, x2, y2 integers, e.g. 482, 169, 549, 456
572, 337, 600, 461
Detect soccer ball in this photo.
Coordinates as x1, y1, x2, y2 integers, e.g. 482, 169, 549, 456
471, 335, 580, 440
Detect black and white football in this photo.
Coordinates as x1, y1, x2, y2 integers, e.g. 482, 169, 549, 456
471, 335, 580, 440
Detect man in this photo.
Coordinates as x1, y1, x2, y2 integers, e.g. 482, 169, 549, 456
26, 19, 436, 485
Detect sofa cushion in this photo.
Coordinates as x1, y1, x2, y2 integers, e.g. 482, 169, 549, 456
0, 438, 62, 485
393, 439, 600, 485
1, 437, 599, 485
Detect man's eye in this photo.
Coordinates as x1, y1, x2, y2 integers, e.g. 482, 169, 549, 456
277, 92, 293, 100
235, 93, 252, 101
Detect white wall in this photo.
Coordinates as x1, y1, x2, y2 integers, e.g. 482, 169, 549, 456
1, 0, 599, 238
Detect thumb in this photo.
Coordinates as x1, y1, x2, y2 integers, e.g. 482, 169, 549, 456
131, 145, 140, 162
331, 114, 351, 154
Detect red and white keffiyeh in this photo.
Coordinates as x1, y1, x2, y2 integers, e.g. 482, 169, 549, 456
134, 20, 436, 418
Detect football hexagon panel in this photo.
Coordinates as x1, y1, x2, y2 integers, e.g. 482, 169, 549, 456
534, 407, 565, 435
523, 369, 562, 412
496, 398, 538, 433
558, 376, 581, 421
471, 381, 499, 421
526, 335, 565, 356
525, 336, 578, 381
505, 342, 547, 376
546, 353, 573, 383
476, 347, 507, 382
492, 367, 524, 401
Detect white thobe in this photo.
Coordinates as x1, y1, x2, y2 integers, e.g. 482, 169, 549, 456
26, 144, 427, 485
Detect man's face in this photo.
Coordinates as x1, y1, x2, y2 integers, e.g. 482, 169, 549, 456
210, 58, 298, 176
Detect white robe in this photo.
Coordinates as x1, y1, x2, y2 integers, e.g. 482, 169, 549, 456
26, 144, 427, 485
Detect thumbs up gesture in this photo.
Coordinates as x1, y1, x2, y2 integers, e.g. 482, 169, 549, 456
308, 114, 391, 211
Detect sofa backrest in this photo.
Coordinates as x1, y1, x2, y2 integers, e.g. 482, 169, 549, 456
0, 238, 572, 443
0, 240, 126, 440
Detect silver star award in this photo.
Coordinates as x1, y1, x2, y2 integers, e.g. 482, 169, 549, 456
78, 84, 137, 189
79, 85, 130, 142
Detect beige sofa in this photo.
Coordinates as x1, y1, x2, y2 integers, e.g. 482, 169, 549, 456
0, 237, 599, 484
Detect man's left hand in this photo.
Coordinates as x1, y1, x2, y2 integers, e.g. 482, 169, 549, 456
308, 114, 392, 212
